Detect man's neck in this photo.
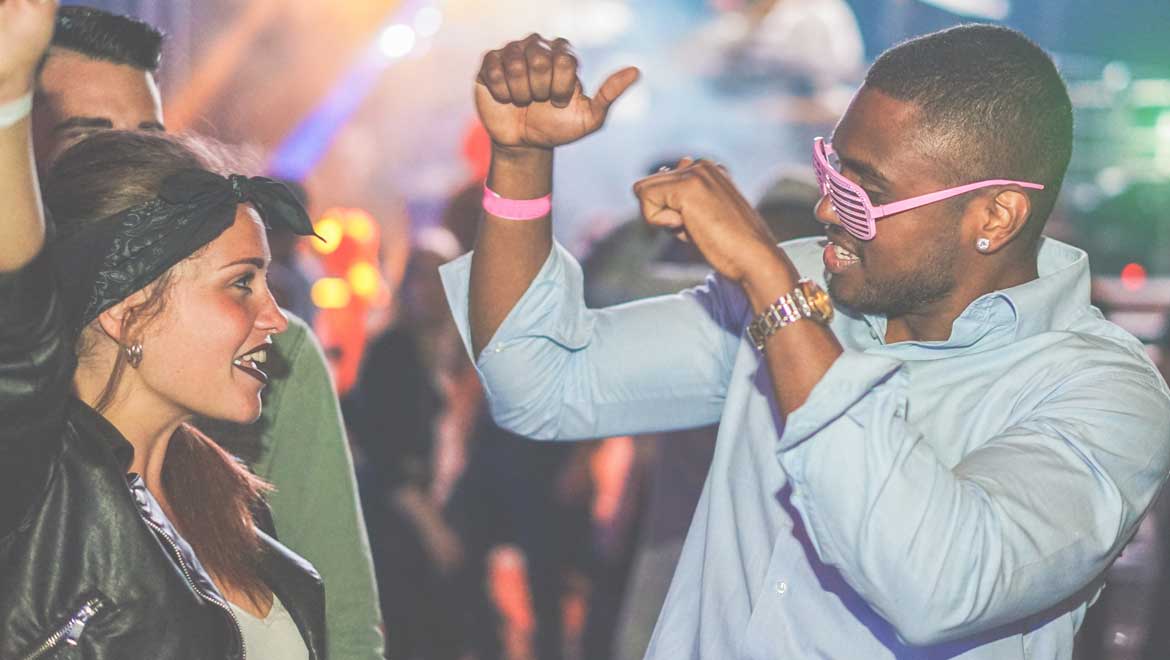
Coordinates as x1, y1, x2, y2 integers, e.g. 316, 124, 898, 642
885, 254, 1040, 344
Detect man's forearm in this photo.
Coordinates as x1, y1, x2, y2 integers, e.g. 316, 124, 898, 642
469, 145, 555, 356
740, 248, 843, 418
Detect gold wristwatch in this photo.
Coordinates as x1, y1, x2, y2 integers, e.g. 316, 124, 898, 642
746, 278, 833, 351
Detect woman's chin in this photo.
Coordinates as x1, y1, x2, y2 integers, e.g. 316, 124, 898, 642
235, 401, 263, 425
201, 397, 262, 426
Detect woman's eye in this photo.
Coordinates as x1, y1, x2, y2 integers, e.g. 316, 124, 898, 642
233, 274, 255, 292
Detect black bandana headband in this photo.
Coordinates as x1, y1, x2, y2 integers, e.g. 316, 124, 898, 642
49, 168, 319, 332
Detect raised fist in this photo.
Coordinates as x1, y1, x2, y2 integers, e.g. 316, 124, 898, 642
475, 34, 638, 151
633, 158, 781, 285
0, 0, 58, 101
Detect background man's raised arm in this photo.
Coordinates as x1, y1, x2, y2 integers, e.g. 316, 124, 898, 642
0, 0, 56, 272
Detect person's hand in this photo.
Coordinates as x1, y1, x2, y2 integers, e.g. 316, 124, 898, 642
475, 34, 639, 152
0, 0, 57, 101
633, 158, 787, 285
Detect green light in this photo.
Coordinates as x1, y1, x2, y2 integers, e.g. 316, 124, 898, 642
1157, 110, 1170, 176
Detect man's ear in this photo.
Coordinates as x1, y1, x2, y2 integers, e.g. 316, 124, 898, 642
968, 188, 1032, 254
95, 290, 150, 344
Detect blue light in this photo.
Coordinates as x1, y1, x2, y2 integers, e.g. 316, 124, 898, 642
267, 56, 384, 181
268, 2, 437, 181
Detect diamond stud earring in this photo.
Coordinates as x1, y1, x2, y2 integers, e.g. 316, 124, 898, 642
976, 237, 991, 252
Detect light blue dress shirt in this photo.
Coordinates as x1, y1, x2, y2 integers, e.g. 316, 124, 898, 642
440, 236, 1170, 659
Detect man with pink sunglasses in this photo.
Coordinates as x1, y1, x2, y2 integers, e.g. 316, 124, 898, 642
442, 25, 1170, 659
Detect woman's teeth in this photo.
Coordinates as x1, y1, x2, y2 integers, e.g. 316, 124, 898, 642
232, 347, 271, 384
233, 349, 267, 367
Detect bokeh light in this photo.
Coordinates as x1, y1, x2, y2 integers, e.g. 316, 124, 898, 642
345, 209, 378, 243
414, 7, 443, 38
379, 24, 416, 59
312, 216, 344, 255
311, 277, 353, 309
1121, 262, 1148, 291
347, 261, 381, 299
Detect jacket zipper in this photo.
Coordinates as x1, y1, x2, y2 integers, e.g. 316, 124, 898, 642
21, 597, 104, 660
142, 517, 247, 660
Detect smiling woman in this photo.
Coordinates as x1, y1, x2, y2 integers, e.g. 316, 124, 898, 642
0, 126, 325, 659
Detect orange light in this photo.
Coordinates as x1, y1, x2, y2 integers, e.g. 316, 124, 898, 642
311, 277, 352, 308
347, 261, 380, 299
311, 216, 344, 255
345, 210, 377, 244
1121, 262, 1147, 291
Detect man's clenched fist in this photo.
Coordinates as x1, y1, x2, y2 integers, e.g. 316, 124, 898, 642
475, 34, 639, 152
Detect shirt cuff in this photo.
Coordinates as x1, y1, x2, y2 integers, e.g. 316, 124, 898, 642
776, 350, 904, 451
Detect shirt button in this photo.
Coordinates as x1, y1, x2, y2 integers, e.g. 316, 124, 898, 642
775, 581, 788, 596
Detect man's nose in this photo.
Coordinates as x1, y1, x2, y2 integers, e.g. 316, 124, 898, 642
815, 195, 840, 227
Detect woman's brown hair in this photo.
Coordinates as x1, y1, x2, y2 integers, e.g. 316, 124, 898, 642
45, 130, 273, 610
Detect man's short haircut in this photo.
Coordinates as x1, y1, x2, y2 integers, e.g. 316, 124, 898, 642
864, 24, 1073, 233
52, 6, 164, 72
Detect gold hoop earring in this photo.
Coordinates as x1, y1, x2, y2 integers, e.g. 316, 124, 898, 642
124, 343, 143, 368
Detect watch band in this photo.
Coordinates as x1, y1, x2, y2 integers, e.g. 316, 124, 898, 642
746, 282, 823, 351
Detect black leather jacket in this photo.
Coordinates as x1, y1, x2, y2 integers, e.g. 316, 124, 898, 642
0, 257, 327, 658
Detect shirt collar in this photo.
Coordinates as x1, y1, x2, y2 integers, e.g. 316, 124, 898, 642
1001, 237, 1091, 340
860, 237, 1090, 358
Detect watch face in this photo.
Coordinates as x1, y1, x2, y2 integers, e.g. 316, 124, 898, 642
799, 280, 834, 323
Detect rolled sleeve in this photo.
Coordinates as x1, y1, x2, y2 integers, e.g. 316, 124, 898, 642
440, 241, 746, 441
776, 350, 903, 450
441, 243, 592, 367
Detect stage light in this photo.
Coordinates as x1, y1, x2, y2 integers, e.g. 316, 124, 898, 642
414, 7, 442, 38
379, 24, 416, 59
345, 210, 377, 243
1121, 262, 1148, 292
312, 277, 352, 309
347, 261, 381, 299
312, 216, 344, 255
1102, 61, 1132, 93
1156, 111, 1170, 176
1096, 166, 1128, 197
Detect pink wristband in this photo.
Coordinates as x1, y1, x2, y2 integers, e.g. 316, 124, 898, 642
482, 184, 552, 220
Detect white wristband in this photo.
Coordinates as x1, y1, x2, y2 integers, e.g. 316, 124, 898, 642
0, 91, 34, 129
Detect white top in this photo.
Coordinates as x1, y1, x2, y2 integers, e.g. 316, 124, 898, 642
228, 593, 309, 660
